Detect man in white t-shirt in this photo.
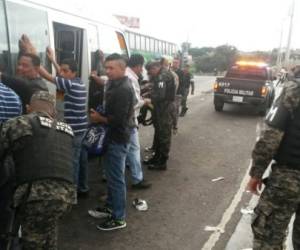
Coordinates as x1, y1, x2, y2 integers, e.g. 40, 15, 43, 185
125, 54, 152, 189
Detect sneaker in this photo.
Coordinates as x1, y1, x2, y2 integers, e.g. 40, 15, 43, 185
96, 218, 126, 231
132, 179, 152, 190
88, 206, 112, 219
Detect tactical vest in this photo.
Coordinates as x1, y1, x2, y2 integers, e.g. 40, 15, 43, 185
14, 115, 74, 185
274, 105, 300, 168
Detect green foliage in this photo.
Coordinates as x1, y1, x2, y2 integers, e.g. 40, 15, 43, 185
189, 45, 238, 73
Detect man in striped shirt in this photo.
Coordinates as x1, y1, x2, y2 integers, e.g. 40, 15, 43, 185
0, 82, 22, 248
38, 48, 89, 196
0, 82, 22, 122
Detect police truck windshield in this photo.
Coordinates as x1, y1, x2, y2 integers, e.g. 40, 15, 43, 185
226, 65, 267, 81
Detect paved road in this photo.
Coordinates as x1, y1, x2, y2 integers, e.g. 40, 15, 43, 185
59, 76, 265, 250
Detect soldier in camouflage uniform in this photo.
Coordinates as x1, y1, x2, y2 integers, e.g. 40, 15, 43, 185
145, 61, 176, 170
247, 65, 300, 250
0, 91, 76, 250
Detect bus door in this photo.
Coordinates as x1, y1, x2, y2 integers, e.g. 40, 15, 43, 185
53, 22, 83, 119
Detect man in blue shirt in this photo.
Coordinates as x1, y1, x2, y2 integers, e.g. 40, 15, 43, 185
0, 82, 22, 122
0, 82, 22, 248
20, 34, 88, 196
39, 49, 89, 196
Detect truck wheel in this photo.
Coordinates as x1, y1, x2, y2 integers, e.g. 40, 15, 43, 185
214, 102, 224, 112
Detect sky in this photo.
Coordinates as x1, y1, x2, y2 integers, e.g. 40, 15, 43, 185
34, 0, 299, 52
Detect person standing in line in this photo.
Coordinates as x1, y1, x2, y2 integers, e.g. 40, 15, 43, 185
161, 57, 180, 134
0, 82, 22, 249
144, 61, 176, 170
180, 64, 194, 117
40, 48, 89, 197
125, 54, 152, 189
171, 59, 184, 123
89, 53, 135, 231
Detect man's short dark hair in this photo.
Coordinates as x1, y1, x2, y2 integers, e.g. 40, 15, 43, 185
20, 53, 41, 67
105, 53, 127, 64
105, 53, 127, 70
61, 58, 78, 73
128, 54, 144, 68
145, 60, 161, 71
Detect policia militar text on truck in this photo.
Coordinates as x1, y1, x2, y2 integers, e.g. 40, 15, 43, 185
213, 61, 277, 115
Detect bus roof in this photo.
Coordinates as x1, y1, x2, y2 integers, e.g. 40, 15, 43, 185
16, 0, 123, 29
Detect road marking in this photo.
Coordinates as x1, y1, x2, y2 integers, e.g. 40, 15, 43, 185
201, 161, 252, 250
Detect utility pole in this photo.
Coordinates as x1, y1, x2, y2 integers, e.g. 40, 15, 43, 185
284, 0, 295, 67
276, 20, 285, 68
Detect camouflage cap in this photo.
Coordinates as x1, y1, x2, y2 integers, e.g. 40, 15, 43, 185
30, 91, 55, 105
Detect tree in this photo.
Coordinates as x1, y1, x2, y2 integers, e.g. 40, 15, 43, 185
189, 45, 238, 73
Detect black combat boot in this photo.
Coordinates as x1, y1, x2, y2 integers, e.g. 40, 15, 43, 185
143, 154, 160, 165
180, 107, 188, 117
148, 158, 167, 170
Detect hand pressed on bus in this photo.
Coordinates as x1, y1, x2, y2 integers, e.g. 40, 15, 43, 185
46, 47, 55, 62
19, 34, 37, 55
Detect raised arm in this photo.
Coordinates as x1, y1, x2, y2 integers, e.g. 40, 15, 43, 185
46, 47, 60, 74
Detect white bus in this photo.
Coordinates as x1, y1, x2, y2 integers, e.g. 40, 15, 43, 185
124, 29, 179, 63
0, 0, 129, 91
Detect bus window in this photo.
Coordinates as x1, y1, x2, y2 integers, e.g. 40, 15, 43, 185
6, 1, 50, 73
98, 24, 127, 57
154, 40, 158, 53
53, 22, 83, 76
150, 38, 154, 53
87, 24, 100, 71
129, 33, 135, 50
135, 34, 141, 50
141, 36, 145, 51
116, 32, 128, 56
0, 0, 9, 73
124, 31, 129, 47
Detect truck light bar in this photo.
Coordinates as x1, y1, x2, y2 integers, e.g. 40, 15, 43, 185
235, 61, 268, 67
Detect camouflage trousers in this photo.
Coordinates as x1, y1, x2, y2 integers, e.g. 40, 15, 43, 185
252, 165, 300, 250
152, 102, 173, 161
18, 200, 72, 250
170, 95, 182, 129
181, 88, 189, 110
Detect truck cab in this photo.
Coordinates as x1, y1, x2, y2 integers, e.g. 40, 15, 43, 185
213, 61, 276, 115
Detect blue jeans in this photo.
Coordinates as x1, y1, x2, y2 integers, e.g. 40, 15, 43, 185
104, 140, 130, 220
126, 128, 143, 184
73, 133, 89, 193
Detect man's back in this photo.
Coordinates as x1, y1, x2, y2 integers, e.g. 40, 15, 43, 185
54, 76, 88, 136
105, 76, 135, 144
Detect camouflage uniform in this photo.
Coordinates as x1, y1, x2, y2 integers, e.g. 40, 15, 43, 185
151, 68, 176, 164
180, 72, 194, 115
0, 109, 76, 250
169, 70, 181, 130
250, 77, 300, 250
